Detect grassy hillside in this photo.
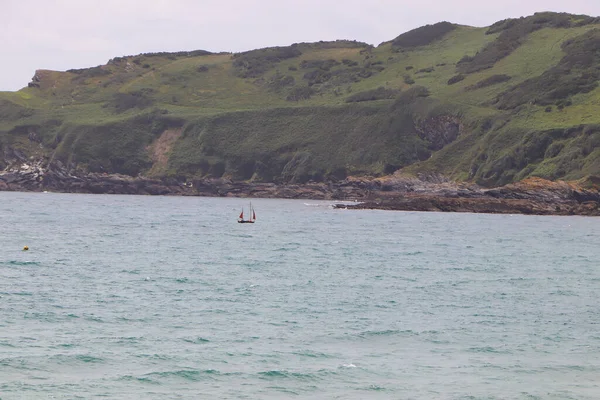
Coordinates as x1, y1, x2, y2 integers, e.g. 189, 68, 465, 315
1, 12, 600, 186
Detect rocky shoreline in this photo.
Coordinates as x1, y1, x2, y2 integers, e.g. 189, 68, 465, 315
1, 161, 599, 216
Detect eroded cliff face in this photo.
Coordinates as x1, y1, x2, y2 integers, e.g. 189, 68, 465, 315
415, 115, 462, 151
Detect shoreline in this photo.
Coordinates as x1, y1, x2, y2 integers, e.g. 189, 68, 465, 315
1, 165, 599, 216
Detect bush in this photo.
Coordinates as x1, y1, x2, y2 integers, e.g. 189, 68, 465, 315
197, 65, 209, 72
447, 74, 465, 85
391, 22, 456, 49
300, 59, 340, 70
232, 46, 302, 78
403, 75, 415, 85
345, 87, 400, 103
67, 66, 111, 78
286, 86, 315, 101
457, 55, 474, 65
303, 69, 332, 86
265, 74, 295, 92
109, 50, 212, 64
416, 67, 434, 73
109, 89, 155, 113
466, 74, 511, 91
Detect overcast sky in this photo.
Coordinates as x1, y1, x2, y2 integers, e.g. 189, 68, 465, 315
2, 0, 600, 91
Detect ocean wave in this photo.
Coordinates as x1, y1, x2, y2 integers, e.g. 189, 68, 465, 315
1, 291, 33, 296
120, 269, 140, 274
467, 346, 510, 354
5, 261, 41, 266
182, 337, 210, 344
118, 375, 158, 385
145, 369, 221, 382
363, 384, 387, 391
359, 329, 416, 337
402, 251, 424, 256
75, 355, 104, 363
303, 203, 326, 207
84, 315, 105, 323
48, 354, 104, 365
291, 350, 332, 358
265, 386, 300, 395
258, 370, 320, 381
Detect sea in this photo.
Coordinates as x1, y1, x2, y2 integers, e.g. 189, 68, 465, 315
1, 191, 599, 399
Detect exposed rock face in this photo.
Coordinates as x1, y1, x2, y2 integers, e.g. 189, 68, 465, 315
0, 159, 598, 216
334, 177, 600, 216
415, 115, 462, 150
27, 70, 51, 89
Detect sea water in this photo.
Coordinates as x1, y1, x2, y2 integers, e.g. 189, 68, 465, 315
1, 192, 599, 399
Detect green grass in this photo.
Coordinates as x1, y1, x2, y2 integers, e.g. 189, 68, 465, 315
1, 12, 600, 185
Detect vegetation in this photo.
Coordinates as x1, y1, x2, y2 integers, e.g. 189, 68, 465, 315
391, 22, 456, 49
345, 87, 400, 103
458, 12, 599, 75
494, 28, 600, 109
466, 74, 511, 91
232, 46, 302, 78
447, 74, 465, 85
2, 12, 600, 186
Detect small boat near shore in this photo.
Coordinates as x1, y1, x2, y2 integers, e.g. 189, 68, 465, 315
238, 202, 256, 224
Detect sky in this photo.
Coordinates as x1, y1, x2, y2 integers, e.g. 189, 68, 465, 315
2, 0, 600, 91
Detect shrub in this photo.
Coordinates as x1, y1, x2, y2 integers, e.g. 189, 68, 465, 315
265, 74, 296, 92
232, 46, 302, 78
286, 86, 315, 101
447, 74, 465, 85
197, 65, 209, 72
300, 59, 340, 70
457, 55, 474, 65
303, 69, 332, 86
403, 75, 415, 85
109, 89, 155, 113
416, 67, 434, 73
67, 66, 111, 78
345, 87, 400, 103
108, 50, 212, 63
391, 22, 456, 49
466, 74, 512, 91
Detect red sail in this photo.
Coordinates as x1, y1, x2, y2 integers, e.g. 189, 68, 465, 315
252, 210, 256, 220
239, 210, 244, 219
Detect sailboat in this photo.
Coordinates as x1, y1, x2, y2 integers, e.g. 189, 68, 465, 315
238, 202, 256, 224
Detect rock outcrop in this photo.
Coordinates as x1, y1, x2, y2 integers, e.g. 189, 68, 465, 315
0, 160, 598, 216
334, 177, 600, 216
